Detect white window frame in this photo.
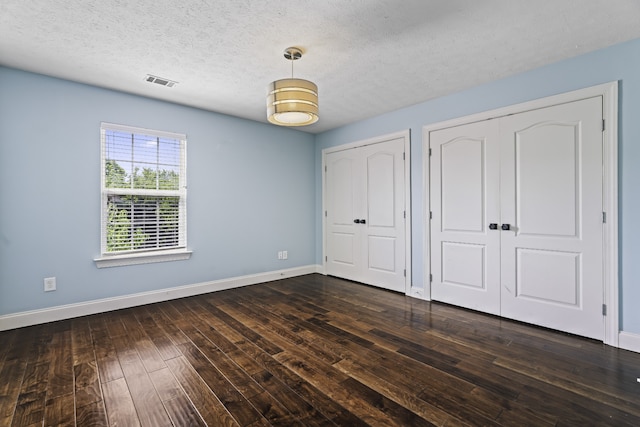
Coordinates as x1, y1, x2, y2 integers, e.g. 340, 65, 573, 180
94, 122, 191, 268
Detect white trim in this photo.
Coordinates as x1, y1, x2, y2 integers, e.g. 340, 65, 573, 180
0, 265, 320, 331
321, 130, 411, 154
409, 286, 427, 300
619, 332, 640, 354
602, 83, 619, 347
94, 248, 192, 268
321, 153, 328, 276
405, 131, 412, 294
100, 121, 186, 141
100, 123, 188, 258
422, 127, 432, 301
422, 81, 619, 346
322, 130, 412, 294
422, 82, 616, 132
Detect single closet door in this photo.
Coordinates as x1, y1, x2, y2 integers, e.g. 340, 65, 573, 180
325, 138, 407, 292
430, 120, 502, 314
499, 97, 603, 339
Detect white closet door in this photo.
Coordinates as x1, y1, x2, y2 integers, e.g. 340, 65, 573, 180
499, 97, 604, 340
360, 138, 406, 292
325, 138, 406, 292
430, 120, 502, 314
326, 148, 362, 281
429, 96, 604, 340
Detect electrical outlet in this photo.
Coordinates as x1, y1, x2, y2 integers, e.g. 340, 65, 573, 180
44, 277, 56, 292
278, 251, 283, 260
282, 250, 288, 260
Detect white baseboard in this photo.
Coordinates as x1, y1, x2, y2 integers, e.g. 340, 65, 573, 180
0, 265, 321, 331
618, 331, 640, 354
408, 286, 426, 300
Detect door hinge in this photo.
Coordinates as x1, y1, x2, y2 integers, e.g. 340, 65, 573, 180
429, 211, 432, 220
325, 210, 327, 217
403, 152, 406, 160
404, 210, 406, 219
325, 256, 328, 262
429, 148, 432, 156
602, 212, 606, 223
602, 119, 605, 132
430, 274, 433, 282
602, 304, 607, 316
325, 165, 327, 172
404, 269, 406, 277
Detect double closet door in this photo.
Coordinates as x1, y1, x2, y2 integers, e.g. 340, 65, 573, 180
325, 137, 407, 293
430, 97, 604, 340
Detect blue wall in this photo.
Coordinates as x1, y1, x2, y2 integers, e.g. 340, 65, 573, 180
0, 67, 316, 315
2, 37, 640, 336
315, 37, 640, 334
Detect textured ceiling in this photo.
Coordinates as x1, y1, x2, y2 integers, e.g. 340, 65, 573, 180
2, 0, 640, 133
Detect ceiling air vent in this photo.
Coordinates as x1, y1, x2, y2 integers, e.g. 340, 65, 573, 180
145, 74, 178, 88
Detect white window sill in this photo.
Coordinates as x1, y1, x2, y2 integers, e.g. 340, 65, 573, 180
94, 249, 192, 269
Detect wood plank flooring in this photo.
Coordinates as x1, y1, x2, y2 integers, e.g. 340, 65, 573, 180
1, 273, 639, 426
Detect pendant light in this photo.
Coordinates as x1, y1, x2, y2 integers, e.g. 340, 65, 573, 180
267, 47, 319, 126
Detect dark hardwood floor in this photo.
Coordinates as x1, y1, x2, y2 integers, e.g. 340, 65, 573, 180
1, 274, 639, 426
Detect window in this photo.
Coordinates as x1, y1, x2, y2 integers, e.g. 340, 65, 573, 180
95, 123, 190, 268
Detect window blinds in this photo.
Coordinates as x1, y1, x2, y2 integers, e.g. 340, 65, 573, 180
100, 123, 186, 254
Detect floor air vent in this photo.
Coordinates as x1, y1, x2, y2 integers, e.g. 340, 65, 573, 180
145, 74, 178, 87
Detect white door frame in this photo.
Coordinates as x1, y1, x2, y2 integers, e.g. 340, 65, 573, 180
322, 129, 412, 295
423, 82, 619, 347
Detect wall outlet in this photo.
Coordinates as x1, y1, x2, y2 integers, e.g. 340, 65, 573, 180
278, 251, 283, 260
282, 250, 288, 260
44, 277, 56, 292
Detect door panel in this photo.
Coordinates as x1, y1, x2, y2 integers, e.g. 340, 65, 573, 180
325, 137, 406, 293
332, 233, 356, 266
368, 236, 396, 272
515, 249, 580, 306
441, 242, 486, 289
331, 157, 358, 226
367, 152, 395, 227
515, 123, 579, 237
500, 97, 603, 339
441, 137, 486, 232
430, 120, 501, 314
